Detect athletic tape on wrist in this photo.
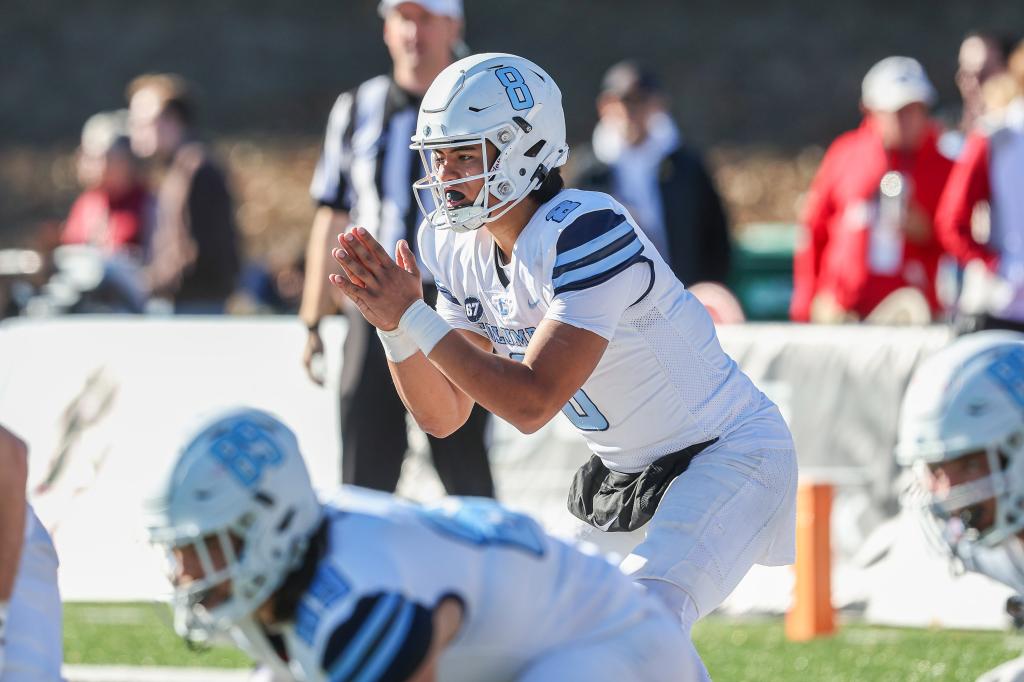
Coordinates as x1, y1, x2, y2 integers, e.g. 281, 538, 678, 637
377, 326, 419, 363
0, 600, 7, 637
399, 299, 452, 357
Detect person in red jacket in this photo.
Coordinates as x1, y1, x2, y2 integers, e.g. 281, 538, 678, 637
791, 57, 953, 324
935, 43, 1024, 332
62, 110, 153, 260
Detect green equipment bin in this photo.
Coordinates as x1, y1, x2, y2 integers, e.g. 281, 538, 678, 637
729, 222, 797, 321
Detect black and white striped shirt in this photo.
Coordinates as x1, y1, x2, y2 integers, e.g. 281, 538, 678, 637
310, 75, 433, 267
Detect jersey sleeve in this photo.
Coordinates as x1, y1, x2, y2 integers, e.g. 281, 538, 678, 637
546, 208, 652, 339
433, 283, 486, 337
417, 222, 490, 338
317, 592, 434, 682
310, 92, 354, 210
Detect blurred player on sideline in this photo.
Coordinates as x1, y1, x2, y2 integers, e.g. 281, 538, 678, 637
0, 425, 62, 681
328, 52, 798, 678
146, 408, 702, 681
897, 331, 1024, 682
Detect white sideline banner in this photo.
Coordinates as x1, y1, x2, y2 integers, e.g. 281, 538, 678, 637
1, 317, 1013, 629
0, 316, 346, 602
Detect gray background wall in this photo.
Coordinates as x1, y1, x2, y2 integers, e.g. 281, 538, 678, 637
4, 1, 1023, 148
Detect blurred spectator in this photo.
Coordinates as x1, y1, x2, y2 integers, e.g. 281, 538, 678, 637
234, 251, 306, 315
62, 110, 153, 259
956, 31, 1013, 135
299, 0, 493, 496
790, 57, 953, 324
935, 41, 1024, 333
687, 281, 746, 325
937, 31, 1015, 159
571, 61, 731, 286
127, 74, 240, 314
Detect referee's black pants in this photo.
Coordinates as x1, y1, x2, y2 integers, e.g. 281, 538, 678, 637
338, 285, 495, 497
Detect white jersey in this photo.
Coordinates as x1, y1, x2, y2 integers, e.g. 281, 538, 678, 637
23, 503, 52, 551
419, 188, 767, 472
6, 505, 62, 680
244, 488, 669, 682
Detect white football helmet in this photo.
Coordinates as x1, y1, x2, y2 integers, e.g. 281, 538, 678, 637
897, 331, 1024, 551
145, 408, 322, 639
410, 52, 569, 233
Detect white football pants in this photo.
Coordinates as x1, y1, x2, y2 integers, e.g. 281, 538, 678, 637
568, 402, 798, 622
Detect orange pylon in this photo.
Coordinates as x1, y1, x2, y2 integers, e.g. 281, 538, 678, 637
785, 481, 836, 641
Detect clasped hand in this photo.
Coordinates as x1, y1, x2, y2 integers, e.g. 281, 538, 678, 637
328, 227, 423, 331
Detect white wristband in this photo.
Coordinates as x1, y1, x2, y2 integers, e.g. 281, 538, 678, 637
399, 299, 452, 357
377, 326, 419, 363
0, 599, 7, 639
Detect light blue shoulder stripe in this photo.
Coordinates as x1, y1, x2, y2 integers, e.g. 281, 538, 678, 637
554, 220, 634, 268
328, 594, 401, 682
552, 239, 644, 290
351, 601, 415, 682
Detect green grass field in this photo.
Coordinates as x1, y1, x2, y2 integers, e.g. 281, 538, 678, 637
64, 603, 1024, 681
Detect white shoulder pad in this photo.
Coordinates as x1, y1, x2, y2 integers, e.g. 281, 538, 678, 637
535, 189, 646, 297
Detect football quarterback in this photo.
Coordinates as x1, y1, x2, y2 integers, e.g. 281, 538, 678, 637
328, 52, 797, 679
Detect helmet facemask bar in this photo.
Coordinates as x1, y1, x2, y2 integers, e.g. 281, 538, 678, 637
900, 474, 965, 566
153, 513, 274, 640
411, 120, 547, 234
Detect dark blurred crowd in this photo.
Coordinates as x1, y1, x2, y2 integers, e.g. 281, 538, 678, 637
1, 26, 1023, 332
0, 75, 302, 317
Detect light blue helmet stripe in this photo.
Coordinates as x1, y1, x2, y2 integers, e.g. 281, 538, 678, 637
350, 601, 415, 682
328, 593, 401, 682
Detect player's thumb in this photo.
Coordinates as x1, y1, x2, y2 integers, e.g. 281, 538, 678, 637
397, 240, 420, 277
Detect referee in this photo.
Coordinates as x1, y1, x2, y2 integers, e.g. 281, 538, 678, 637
299, 0, 494, 497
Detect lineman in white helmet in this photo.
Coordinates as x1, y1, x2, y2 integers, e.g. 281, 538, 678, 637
329, 52, 797, 680
897, 332, 1024, 682
146, 407, 699, 681
897, 332, 1024, 563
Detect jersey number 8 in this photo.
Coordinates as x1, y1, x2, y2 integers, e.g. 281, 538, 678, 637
510, 353, 608, 431
210, 421, 285, 488
419, 499, 545, 557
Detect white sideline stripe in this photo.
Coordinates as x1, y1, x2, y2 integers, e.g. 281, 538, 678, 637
64, 665, 251, 682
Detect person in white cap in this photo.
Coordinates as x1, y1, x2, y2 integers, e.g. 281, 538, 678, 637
791, 56, 953, 324
299, 0, 494, 499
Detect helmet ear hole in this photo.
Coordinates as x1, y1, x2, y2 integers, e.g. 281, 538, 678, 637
523, 140, 545, 158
